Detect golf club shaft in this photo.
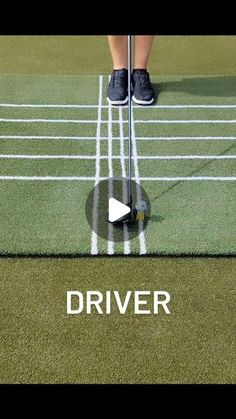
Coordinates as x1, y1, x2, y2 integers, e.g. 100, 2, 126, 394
128, 35, 132, 205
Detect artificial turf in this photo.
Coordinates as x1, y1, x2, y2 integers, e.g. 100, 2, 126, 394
0, 257, 235, 384
0, 74, 235, 255
0, 36, 235, 385
1, 36, 236, 76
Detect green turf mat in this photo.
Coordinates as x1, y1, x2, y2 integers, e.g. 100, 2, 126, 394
0, 36, 236, 75
0, 139, 97, 155
0, 74, 235, 255
0, 257, 235, 383
0, 74, 99, 104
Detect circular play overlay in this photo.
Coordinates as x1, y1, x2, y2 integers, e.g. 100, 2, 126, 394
85, 177, 151, 242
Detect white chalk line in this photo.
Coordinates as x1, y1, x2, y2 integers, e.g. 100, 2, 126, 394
107, 97, 114, 255
1, 103, 236, 109
131, 105, 147, 255
91, 75, 103, 255
1, 118, 236, 124
134, 120, 236, 124
0, 176, 235, 181
1, 135, 236, 141
119, 106, 130, 255
137, 177, 236, 181
0, 154, 235, 160
134, 137, 236, 141
0, 135, 99, 140
0, 118, 99, 123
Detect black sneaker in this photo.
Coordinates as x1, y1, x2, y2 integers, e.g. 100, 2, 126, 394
107, 69, 128, 105
132, 69, 155, 105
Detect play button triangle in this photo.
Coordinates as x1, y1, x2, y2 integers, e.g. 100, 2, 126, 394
108, 197, 131, 223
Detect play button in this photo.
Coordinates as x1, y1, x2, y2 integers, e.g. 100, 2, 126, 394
108, 198, 131, 223
85, 177, 151, 242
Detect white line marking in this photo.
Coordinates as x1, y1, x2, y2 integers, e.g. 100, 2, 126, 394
0, 103, 99, 108
0, 176, 235, 181
0, 135, 98, 140
0, 176, 97, 180
134, 120, 236, 124
1, 136, 236, 141
131, 106, 147, 255
134, 137, 236, 141
140, 177, 236, 181
107, 100, 114, 255
133, 105, 236, 109
91, 76, 103, 255
1, 103, 236, 109
119, 106, 130, 255
0, 154, 97, 159
0, 118, 98, 124
0, 154, 235, 160
2, 119, 236, 124
136, 155, 236, 160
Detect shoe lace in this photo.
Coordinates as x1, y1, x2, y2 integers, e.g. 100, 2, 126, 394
138, 72, 150, 87
112, 72, 126, 87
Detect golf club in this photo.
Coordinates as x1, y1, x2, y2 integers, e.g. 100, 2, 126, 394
107, 34, 136, 225
127, 33, 132, 209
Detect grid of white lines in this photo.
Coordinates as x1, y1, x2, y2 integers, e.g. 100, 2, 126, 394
0, 75, 236, 254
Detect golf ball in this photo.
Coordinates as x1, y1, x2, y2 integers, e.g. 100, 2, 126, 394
135, 200, 147, 211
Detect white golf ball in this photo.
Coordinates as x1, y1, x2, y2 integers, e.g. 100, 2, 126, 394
135, 200, 147, 211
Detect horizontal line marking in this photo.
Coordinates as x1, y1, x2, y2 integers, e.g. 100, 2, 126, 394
136, 155, 236, 160
0, 136, 236, 141
0, 176, 97, 180
1, 119, 236, 124
137, 105, 236, 109
0, 103, 99, 108
0, 118, 98, 123
1, 103, 236, 109
135, 136, 236, 141
134, 120, 236, 124
140, 177, 236, 181
0, 135, 98, 140
0, 176, 235, 181
0, 154, 97, 159
0, 155, 235, 160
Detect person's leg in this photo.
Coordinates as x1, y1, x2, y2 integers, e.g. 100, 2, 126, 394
133, 35, 155, 69
107, 35, 128, 69
107, 36, 128, 105
132, 35, 155, 105
107, 35, 155, 105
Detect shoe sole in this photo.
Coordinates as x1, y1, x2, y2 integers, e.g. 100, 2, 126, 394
107, 96, 128, 106
132, 95, 154, 106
